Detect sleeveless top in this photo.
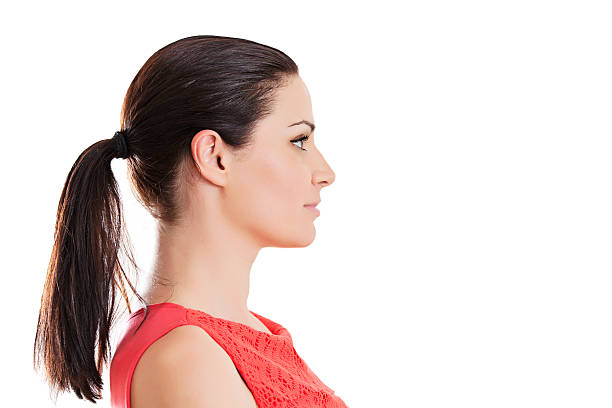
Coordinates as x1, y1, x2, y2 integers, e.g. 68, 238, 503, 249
109, 302, 349, 407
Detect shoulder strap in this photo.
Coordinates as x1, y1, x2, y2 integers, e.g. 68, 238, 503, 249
110, 305, 190, 408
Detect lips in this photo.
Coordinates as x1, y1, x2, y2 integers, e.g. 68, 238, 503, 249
304, 203, 321, 215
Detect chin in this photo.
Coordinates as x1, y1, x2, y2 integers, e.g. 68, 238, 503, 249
257, 216, 318, 248
296, 223, 317, 246
270, 226, 317, 248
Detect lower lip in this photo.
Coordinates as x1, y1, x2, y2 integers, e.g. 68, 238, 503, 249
304, 205, 320, 215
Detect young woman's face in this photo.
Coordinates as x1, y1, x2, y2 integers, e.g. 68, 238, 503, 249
225, 74, 335, 248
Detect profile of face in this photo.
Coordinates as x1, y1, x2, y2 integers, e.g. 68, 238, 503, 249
191, 75, 336, 248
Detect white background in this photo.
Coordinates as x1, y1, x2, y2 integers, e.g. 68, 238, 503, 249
2, 0, 611, 407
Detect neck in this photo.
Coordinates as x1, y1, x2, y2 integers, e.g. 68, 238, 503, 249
144, 215, 262, 322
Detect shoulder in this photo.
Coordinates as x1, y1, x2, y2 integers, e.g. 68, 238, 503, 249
130, 324, 257, 408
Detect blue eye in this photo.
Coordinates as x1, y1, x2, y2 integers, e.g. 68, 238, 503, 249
291, 134, 310, 151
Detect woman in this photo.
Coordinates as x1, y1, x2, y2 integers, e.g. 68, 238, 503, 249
33, 34, 347, 407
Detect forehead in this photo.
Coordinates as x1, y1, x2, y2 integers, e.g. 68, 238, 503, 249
259, 75, 314, 132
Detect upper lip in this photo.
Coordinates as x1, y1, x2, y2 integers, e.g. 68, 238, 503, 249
305, 200, 321, 206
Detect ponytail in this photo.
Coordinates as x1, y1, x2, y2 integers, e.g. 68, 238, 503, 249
33, 135, 143, 403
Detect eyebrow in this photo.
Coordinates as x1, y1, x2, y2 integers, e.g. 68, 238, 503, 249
288, 120, 315, 132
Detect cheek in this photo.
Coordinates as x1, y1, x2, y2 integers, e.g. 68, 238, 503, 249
229, 154, 307, 226
254, 155, 303, 217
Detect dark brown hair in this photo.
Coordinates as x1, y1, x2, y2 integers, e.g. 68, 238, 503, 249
33, 34, 298, 403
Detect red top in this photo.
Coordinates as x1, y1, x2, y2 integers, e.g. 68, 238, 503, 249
109, 302, 348, 407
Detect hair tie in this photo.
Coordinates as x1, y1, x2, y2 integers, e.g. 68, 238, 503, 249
112, 131, 130, 159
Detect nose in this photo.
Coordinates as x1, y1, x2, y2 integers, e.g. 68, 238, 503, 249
317, 169, 335, 187
313, 156, 335, 188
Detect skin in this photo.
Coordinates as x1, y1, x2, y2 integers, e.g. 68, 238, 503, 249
142, 74, 336, 329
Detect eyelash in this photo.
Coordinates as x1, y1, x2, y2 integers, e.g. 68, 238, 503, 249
291, 134, 310, 151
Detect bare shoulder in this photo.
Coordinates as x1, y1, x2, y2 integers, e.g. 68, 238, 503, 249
130, 324, 258, 408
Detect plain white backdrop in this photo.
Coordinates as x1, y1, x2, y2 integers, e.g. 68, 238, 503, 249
2, 0, 611, 406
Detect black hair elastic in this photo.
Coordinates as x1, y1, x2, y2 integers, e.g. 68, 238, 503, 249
112, 131, 130, 159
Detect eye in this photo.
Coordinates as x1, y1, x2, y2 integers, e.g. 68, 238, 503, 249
290, 134, 310, 151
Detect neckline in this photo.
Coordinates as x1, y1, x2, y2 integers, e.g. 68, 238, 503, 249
129, 301, 282, 338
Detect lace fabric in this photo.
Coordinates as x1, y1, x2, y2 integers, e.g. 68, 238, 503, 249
109, 302, 348, 407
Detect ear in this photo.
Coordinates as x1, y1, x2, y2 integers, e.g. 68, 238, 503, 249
190, 129, 230, 186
